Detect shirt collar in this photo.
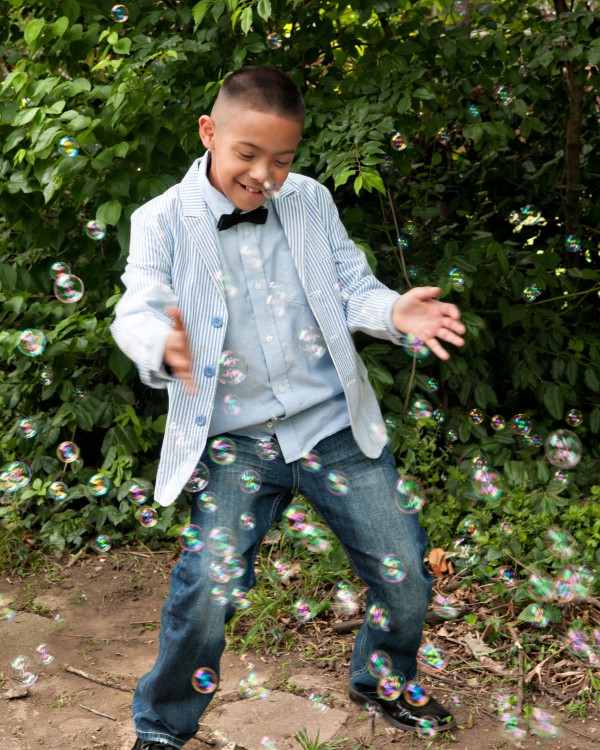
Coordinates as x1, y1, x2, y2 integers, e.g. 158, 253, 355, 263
196, 151, 237, 222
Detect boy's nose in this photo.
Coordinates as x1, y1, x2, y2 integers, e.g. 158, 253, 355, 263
248, 163, 270, 183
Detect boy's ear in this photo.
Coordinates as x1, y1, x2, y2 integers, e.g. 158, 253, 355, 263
199, 115, 216, 149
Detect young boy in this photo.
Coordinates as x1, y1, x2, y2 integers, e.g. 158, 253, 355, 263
111, 66, 466, 750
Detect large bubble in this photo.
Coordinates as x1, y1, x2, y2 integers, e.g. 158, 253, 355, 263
544, 429, 582, 469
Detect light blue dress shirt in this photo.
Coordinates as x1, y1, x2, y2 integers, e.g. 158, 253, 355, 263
198, 154, 351, 461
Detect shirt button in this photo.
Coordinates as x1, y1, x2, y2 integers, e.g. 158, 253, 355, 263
195, 415, 207, 427
266, 335, 273, 344
243, 230, 250, 237
266, 421, 273, 428
203, 366, 215, 378
278, 384, 286, 393
212, 316, 223, 328
254, 281, 262, 290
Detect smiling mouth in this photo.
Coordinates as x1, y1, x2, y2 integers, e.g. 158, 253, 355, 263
240, 183, 262, 194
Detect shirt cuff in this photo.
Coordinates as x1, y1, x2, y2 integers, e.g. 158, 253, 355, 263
385, 295, 405, 345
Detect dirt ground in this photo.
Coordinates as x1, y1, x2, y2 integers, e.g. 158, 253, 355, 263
0, 548, 598, 750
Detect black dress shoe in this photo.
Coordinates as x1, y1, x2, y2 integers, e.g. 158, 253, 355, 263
349, 684, 456, 733
131, 739, 179, 750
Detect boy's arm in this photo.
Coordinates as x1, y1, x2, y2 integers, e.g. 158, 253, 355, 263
110, 207, 179, 388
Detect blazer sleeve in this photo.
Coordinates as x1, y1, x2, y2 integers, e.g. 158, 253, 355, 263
110, 197, 179, 389
314, 183, 404, 344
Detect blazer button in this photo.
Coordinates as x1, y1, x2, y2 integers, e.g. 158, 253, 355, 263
195, 415, 207, 427
212, 316, 223, 328
204, 366, 215, 378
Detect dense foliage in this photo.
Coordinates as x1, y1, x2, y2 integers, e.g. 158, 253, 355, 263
0, 0, 599, 617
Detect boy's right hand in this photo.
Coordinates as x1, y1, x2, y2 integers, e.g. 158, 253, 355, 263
164, 307, 198, 394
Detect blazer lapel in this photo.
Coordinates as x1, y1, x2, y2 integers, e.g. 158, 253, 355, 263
273, 185, 306, 287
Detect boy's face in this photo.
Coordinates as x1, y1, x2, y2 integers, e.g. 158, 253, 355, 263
199, 106, 303, 211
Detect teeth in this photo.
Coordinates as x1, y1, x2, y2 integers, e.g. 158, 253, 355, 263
243, 185, 261, 193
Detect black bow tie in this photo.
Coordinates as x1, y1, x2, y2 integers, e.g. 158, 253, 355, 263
217, 206, 268, 231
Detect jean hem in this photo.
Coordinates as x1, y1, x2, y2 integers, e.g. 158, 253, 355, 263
136, 729, 187, 748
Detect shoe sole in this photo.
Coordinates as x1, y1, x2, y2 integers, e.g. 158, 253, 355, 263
348, 687, 457, 734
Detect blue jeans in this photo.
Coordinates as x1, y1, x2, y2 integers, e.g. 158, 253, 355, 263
133, 428, 432, 747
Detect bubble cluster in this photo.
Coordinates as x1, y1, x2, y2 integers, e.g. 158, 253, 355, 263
58, 135, 79, 157
544, 429, 582, 469
297, 327, 327, 360
17, 329, 46, 357
192, 667, 218, 694
394, 475, 425, 514
390, 132, 407, 151
54, 273, 85, 304
84, 220, 107, 240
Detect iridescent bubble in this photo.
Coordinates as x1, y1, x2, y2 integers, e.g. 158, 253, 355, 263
467, 103, 481, 119
333, 581, 359, 615
528, 573, 554, 602
216, 269, 238, 299
192, 667, 218, 694
300, 451, 322, 472
262, 180, 280, 199
265, 281, 287, 316
238, 469, 262, 494
223, 554, 247, 579
237, 512, 256, 531
208, 560, 230, 584
239, 671, 270, 700
379, 154, 396, 174
184, 462, 210, 492
0, 461, 31, 492
58, 135, 79, 157
468, 408, 484, 425
292, 599, 314, 622
308, 693, 328, 713
526, 433, 543, 447
0, 595, 16, 622
379, 555, 407, 583
138, 507, 158, 528
282, 505, 309, 538
255, 437, 280, 461
565, 409, 583, 427
56, 441, 80, 463
500, 520, 512, 535
94, 535, 112, 553
432, 408, 445, 423
544, 429, 582, 469
377, 672, 404, 700
417, 717, 437, 739
545, 527, 576, 559
462, 518, 482, 539
367, 650, 392, 678
324, 470, 350, 496
564, 235, 581, 253
400, 333, 430, 360
385, 416, 397, 432
490, 414, 506, 431
394, 476, 425, 514
529, 708, 560, 739
409, 399, 433, 419
301, 523, 332, 553
73, 387, 87, 401
217, 350, 248, 385
366, 604, 391, 631
272, 557, 292, 580
471, 466, 503, 501
431, 231, 442, 245
128, 482, 150, 505
266, 32, 283, 49
17, 329, 46, 357
87, 473, 111, 497
16, 418, 37, 439
40, 368, 53, 386
231, 586, 251, 610
209, 437, 237, 465
390, 132, 407, 151
521, 283, 542, 302
54, 274, 84, 303
510, 413, 532, 436
520, 205, 543, 226
49, 261, 71, 279
498, 567, 517, 585
48, 481, 69, 501
197, 491, 218, 513
35, 643, 55, 666
420, 643, 448, 671
432, 594, 460, 619
426, 378, 439, 392
84, 220, 107, 240
222, 393, 242, 415
554, 569, 577, 603
208, 527, 236, 556
437, 128, 451, 143
240, 244, 262, 270
508, 210, 521, 225
210, 586, 229, 606
405, 682, 428, 706
297, 327, 327, 360
396, 235, 410, 251
448, 268, 465, 288
495, 85, 514, 105
10, 656, 38, 686
549, 469, 570, 491
403, 221, 417, 236
179, 524, 204, 552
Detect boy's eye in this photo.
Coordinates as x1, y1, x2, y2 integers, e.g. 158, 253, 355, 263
275, 161, 290, 168
239, 153, 253, 160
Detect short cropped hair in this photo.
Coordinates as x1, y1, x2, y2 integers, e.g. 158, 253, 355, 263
214, 66, 305, 123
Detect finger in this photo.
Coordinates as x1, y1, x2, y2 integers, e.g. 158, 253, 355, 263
165, 306, 185, 331
424, 337, 450, 361
439, 330, 465, 348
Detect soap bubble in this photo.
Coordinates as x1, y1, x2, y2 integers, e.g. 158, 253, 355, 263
128, 481, 150, 505
467, 103, 481, 119
420, 643, 448, 671
528, 573, 554, 602
468, 408, 484, 425
192, 667, 218, 694
366, 604, 390, 630
272, 558, 292, 580
40, 368, 53, 386
394, 476, 425, 514
377, 672, 404, 700
403, 221, 417, 235
266, 32, 282, 49
379, 555, 407, 583
401, 333, 430, 360
238, 469, 262, 494
522, 284, 541, 302
35, 643, 55, 666
495, 85, 514, 105
379, 154, 396, 173
529, 708, 561, 739
94, 535, 112, 553
208, 561, 230, 584
262, 180, 280, 199
138, 507, 158, 527
210, 586, 229, 606
301, 523, 331, 553
545, 527, 576, 559
396, 235, 410, 251
564, 235, 581, 252
282, 505, 309, 538
58, 135, 79, 157
49, 261, 71, 279
255, 437, 280, 461
265, 281, 287, 316
216, 269, 238, 299
10, 655, 38, 686
448, 268, 465, 288
308, 693, 328, 712
292, 599, 314, 622
297, 327, 327, 359
300, 451, 322, 472
48, 481, 69, 501
390, 132, 407, 151
409, 399, 433, 419
222, 393, 242, 415
54, 273, 84, 303
87, 473, 111, 497
333, 581, 359, 615
565, 409, 583, 427
179, 524, 204, 552
324, 470, 350, 496
209, 437, 237, 465
446, 428, 458, 443
16, 418, 37, 439
432, 594, 460, 619
184, 462, 210, 492
0, 461, 31, 492
208, 527, 236, 557
426, 378, 439, 393
437, 128, 451, 143
462, 518, 482, 539
498, 567, 517, 585
110, 4, 128, 22
471, 466, 503, 501
0, 595, 16, 622
367, 650, 392, 678
231, 586, 251, 610
223, 554, 247, 580
17, 329, 46, 357
500, 520, 512, 534
84, 220, 107, 240
544, 429, 582, 469
405, 682, 428, 706
56, 441, 80, 463
432, 408, 445, 423
520, 205, 543, 226
490, 414, 506, 430
197, 491, 218, 513
510, 413, 532, 436
218, 350, 248, 385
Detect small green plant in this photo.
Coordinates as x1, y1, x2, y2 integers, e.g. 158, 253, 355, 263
294, 729, 348, 750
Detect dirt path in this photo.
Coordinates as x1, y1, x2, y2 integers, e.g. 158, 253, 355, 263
1, 550, 598, 750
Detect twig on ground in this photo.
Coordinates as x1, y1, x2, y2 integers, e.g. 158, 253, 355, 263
66, 548, 86, 569
78, 704, 117, 721
65, 664, 134, 693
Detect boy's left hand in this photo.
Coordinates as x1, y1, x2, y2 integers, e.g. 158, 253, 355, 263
392, 286, 466, 360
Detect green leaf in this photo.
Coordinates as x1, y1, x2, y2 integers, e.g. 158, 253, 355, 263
96, 200, 122, 226
542, 383, 564, 420
240, 6, 253, 34
584, 368, 599, 393
257, 0, 271, 21
51, 17, 69, 37
192, 1, 209, 29
109, 347, 134, 382
24, 19, 45, 46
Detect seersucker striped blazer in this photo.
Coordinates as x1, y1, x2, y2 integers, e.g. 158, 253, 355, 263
111, 158, 403, 507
